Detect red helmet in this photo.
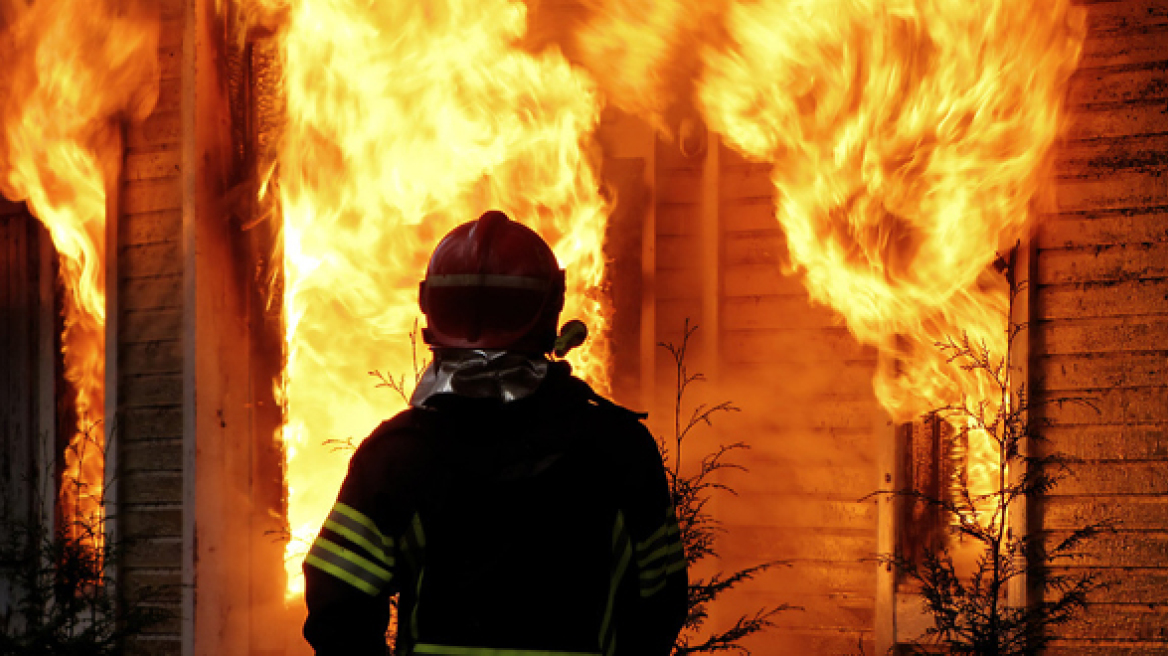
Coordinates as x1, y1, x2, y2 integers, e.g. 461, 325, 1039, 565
419, 210, 565, 352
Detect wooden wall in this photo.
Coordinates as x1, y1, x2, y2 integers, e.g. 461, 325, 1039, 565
0, 202, 49, 549
1036, 0, 1168, 653
116, 0, 186, 652
651, 136, 879, 654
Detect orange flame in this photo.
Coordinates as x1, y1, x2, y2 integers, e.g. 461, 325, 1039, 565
0, 0, 159, 544
248, 0, 611, 597
697, 0, 1083, 508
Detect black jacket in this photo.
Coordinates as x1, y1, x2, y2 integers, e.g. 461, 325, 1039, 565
303, 363, 688, 656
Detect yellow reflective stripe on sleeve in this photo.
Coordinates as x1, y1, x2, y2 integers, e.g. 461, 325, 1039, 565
308, 536, 392, 596
305, 535, 392, 596
305, 552, 379, 596
635, 534, 683, 571
414, 645, 600, 656
333, 502, 394, 550
323, 518, 393, 568
599, 511, 631, 656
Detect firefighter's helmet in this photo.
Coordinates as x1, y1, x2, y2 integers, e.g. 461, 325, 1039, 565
419, 210, 565, 352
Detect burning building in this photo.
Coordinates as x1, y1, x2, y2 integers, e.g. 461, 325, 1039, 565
0, 0, 1165, 653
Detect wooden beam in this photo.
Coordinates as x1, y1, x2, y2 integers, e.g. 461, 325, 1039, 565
874, 349, 900, 654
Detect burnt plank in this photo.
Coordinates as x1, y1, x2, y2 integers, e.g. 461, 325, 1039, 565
152, 78, 182, 115
1063, 101, 1168, 141
120, 240, 183, 280
121, 373, 183, 408
1053, 167, 1167, 213
1038, 351, 1168, 390
1037, 278, 1168, 320
120, 274, 183, 311
1044, 495, 1168, 530
723, 263, 810, 296
1052, 603, 1168, 642
1045, 461, 1168, 495
122, 507, 183, 538
120, 339, 183, 376
723, 294, 842, 330
1036, 316, 1168, 355
656, 202, 700, 236
1044, 566, 1168, 604
119, 406, 183, 441
1040, 530, 1168, 568
720, 162, 774, 201
723, 197, 777, 232
1037, 208, 1168, 249
121, 210, 182, 248
1083, 0, 1168, 36
125, 148, 182, 182
1038, 242, 1168, 285
724, 229, 786, 266
656, 234, 700, 269
121, 438, 183, 472
1067, 61, 1168, 108
1040, 424, 1168, 459
722, 327, 869, 364
719, 526, 875, 563
127, 111, 181, 149
120, 308, 182, 343
123, 177, 183, 215
1079, 25, 1168, 69
656, 266, 702, 301
1035, 385, 1168, 425
120, 471, 183, 505
727, 460, 878, 497
657, 168, 703, 205
718, 496, 876, 531
1056, 133, 1168, 177
1046, 643, 1168, 656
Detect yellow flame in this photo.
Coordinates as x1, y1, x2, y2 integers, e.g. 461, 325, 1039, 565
249, 0, 611, 597
697, 0, 1083, 509
0, 0, 159, 544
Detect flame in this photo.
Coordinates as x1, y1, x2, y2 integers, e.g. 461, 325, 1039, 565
697, 0, 1083, 510
0, 0, 159, 545
248, 0, 610, 597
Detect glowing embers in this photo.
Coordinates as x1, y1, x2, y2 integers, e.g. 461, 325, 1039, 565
249, 0, 611, 597
0, 0, 160, 545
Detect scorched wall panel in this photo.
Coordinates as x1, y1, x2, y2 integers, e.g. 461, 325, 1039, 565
116, 4, 185, 654
1037, 0, 1168, 653
714, 146, 879, 655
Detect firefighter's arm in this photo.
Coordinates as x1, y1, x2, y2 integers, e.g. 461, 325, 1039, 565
302, 432, 398, 656
619, 423, 689, 655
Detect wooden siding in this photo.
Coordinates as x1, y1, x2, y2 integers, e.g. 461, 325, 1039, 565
117, 2, 185, 652
707, 145, 878, 655
1036, 1, 1168, 653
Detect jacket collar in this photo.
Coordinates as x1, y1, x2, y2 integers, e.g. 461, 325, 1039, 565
409, 349, 552, 408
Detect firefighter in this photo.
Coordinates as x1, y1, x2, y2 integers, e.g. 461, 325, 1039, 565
302, 210, 688, 656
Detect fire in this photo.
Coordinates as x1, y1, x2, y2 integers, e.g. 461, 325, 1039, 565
248, 0, 611, 596
0, 0, 159, 544
697, 0, 1083, 510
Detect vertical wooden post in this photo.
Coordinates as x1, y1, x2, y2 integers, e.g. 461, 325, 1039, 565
103, 128, 122, 576
1007, 229, 1036, 610
640, 132, 657, 411
875, 349, 901, 654
180, 0, 198, 652
700, 129, 720, 380
37, 225, 58, 526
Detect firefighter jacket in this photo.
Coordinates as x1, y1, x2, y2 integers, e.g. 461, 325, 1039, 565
302, 361, 688, 656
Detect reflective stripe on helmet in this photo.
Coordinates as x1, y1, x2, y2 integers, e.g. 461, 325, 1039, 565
425, 273, 553, 291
